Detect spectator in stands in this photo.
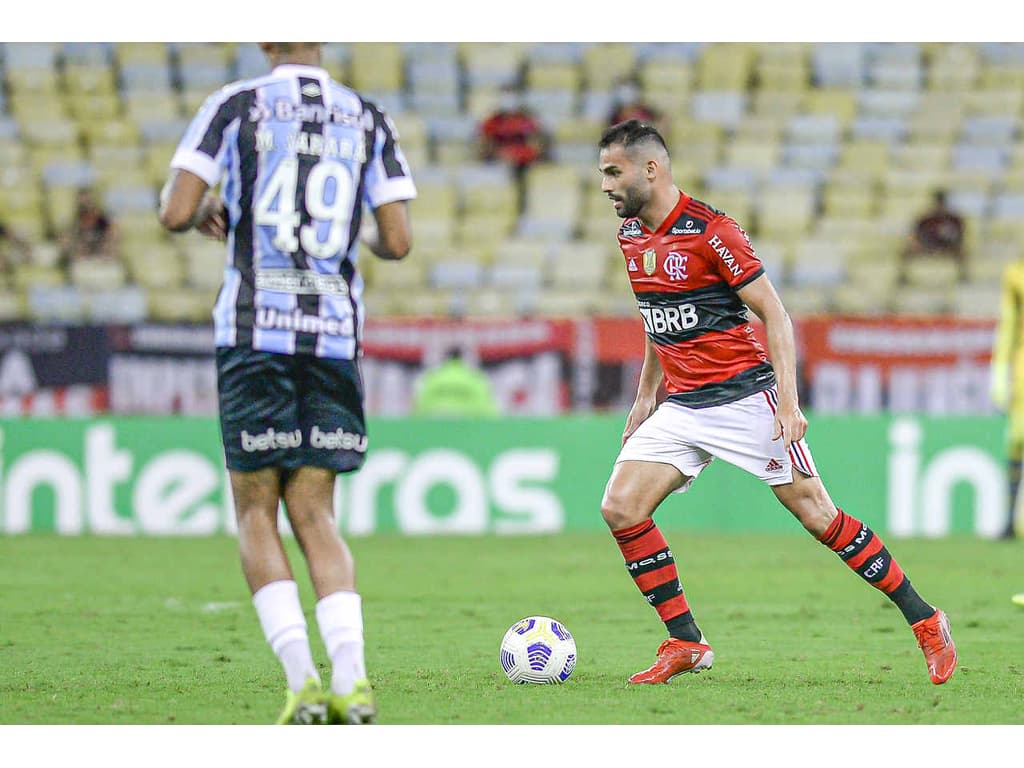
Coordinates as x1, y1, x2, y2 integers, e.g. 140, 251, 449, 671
900, 189, 966, 282
0, 219, 32, 274
607, 77, 666, 133
478, 84, 551, 213
59, 187, 119, 265
413, 346, 499, 417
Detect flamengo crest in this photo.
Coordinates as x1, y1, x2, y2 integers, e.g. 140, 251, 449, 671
665, 251, 688, 280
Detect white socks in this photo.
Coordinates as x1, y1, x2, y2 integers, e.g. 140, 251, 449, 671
252, 580, 319, 693
316, 590, 367, 696
252, 581, 367, 696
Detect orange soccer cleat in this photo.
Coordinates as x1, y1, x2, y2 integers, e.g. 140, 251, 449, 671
911, 609, 958, 685
628, 637, 714, 684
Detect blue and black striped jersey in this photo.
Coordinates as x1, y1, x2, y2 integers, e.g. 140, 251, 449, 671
171, 64, 416, 359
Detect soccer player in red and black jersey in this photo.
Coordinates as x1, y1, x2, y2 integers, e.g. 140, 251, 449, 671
597, 120, 957, 686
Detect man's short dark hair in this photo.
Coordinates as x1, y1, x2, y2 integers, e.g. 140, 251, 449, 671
599, 119, 668, 153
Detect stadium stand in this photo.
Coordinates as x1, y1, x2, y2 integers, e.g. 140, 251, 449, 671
0, 41, 1022, 323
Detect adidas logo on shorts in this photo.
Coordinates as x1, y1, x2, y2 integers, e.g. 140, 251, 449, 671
764, 458, 784, 472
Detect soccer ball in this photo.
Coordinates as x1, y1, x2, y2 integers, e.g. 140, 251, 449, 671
499, 615, 576, 684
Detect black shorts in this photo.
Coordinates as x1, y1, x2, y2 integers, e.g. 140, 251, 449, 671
216, 346, 367, 474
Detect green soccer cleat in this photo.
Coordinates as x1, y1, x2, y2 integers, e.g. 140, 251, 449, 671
275, 678, 329, 725
327, 679, 377, 724
1013, 594, 1024, 607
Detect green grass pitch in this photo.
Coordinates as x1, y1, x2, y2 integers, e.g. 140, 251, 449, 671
1, 531, 1022, 727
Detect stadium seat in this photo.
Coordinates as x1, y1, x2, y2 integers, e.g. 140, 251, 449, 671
460, 42, 524, 89
697, 43, 754, 90
27, 285, 84, 322
547, 241, 610, 291
788, 239, 849, 288
348, 42, 404, 93
723, 139, 780, 174
582, 43, 637, 92
69, 260, 125, 292
832, 282, 893, 315
0, 289, 27, 321
811, 43, 867, 87
903, 256, 963, 289
690, 90, 747, 131
927, 43, 980, 89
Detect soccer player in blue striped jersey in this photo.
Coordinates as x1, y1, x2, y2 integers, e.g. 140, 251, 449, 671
159, 42, 416, 725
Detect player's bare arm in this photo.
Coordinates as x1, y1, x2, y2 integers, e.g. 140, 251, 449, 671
363, 200, 412, 260
736, 273, 807, 450
159, 169, 226, 240
623, 335, 663, 445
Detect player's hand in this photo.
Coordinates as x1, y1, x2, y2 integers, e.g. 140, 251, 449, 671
622, 395, 657, 446
773, 403, 807, 452
194, 194, 227, 241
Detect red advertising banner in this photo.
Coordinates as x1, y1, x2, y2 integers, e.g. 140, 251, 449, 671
797, 316, 997, 414
0, 316, 1001, 416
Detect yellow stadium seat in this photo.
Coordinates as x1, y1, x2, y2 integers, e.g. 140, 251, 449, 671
64, 65, 118, 95
348, 43, 404, 93
522, 164, 582, 220
115, 42, 170, 66
640, 62, 695, 96
980, 66, 1024, 90
175, 42, 232, 67
903, 256, 962, 289
548, 241, 611, 290
124, 93, 182, 123
125, 244, 185, 290
534, 288, 604, 318
889, 143, 951, 172
927, 45, 979, 90
750, 89, 804, 118
896, 285, 954, 316
723, 139, 780, 173
951, 281, 1002, 319
697, 43, 755, 90
802, 88, 859, 126
582, 43, 637, 91
69, 258, 127, 291
0, 290, 27, 321
774, 284, 831, 317
13, 264, 66, 291
757, 62, 810, 90
754, 189, 816, 240
832, 282, 893, 315
460, 42, 525, 88
146, 288, 213, 323
964, 88, 1023, 116
525, 63, 582, 92
822, 188, 877, 218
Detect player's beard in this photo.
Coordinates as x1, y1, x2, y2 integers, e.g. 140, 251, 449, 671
611, 180, 649, 219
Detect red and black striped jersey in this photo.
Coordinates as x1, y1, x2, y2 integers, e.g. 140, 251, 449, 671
617, 191, 774, 408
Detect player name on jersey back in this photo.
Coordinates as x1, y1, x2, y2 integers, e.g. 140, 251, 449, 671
170, 64, 416, 360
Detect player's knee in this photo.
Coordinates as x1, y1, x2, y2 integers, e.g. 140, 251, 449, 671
235, 502, 278, 535
778, 478, 836, 537
600, 488, 648, 530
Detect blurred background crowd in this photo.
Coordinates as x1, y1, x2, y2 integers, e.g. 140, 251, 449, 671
1, 41, 1022, 324
0, 41, 1021, 419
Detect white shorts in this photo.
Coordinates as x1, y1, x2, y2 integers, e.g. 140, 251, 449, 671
615, 387, 818, 493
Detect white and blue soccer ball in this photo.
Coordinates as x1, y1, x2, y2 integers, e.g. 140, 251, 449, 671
499, 616, 576, 684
